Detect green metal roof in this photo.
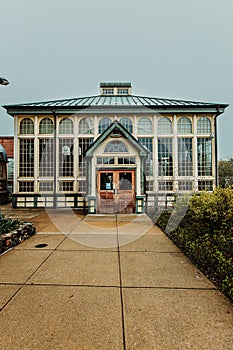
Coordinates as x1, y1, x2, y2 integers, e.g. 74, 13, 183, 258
3, 94, 228, 109
100, 82, 132, 87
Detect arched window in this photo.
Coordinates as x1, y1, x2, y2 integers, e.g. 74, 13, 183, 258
177, 117, 192, 134
79, 118, 93, 134
104, 141, 128, 153
158, 117, 172, 134
20, 118, 34, 134
39, 118, 54, 134
59, 118, 74, 134
119, 117, 133, 133
99, 117, 112, 133
138, 117, 152, 134
197, 117, 211, 133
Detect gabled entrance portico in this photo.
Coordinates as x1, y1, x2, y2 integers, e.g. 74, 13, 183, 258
85, 121, 148, 214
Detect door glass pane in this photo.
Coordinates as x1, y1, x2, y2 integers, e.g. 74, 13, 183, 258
100, 173, 113, 190
119, 173, 132, 190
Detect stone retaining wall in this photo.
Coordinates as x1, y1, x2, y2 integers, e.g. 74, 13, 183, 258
0, 222, 36, 254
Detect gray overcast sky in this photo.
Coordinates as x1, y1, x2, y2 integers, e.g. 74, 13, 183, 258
0, 0, 232, 158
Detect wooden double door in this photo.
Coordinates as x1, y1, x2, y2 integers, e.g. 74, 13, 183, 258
97, 170, 136, 213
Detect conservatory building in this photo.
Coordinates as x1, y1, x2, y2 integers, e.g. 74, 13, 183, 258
3, 82, 228, 213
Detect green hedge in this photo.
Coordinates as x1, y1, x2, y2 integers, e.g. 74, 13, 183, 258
156, 188, 233, 302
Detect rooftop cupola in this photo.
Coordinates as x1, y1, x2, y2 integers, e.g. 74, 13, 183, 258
100, 82, 132, 96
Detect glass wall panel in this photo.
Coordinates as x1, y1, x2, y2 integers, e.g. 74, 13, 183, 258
138, 117, 152, 135
197, 138, 212, 176
19, 139, 34, 176
177, 117, 192, 134
197, 117, 211, 133
178, 138, 193, 176
59, 118, 74, 134
20, 118, 34, 134
119, 117, 133, 133
79, 118, 93, 134
39, 139, 54, 176
138, 137, 153, 176
158, 138, 173, 176
158, 117, 172, 134
79, 138, 93, 176
39, 118, 54, 134
59, 138, 74, 176
99, 117, 111, 133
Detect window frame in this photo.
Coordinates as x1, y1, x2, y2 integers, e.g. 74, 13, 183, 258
138, 117, 153, 135
19, 118, 34, 135
158, 117, 172, 135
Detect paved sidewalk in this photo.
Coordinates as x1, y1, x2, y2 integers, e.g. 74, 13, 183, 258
0, 209, 232, 350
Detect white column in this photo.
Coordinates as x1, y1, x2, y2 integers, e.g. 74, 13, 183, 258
193, 114, 198, 191
153, 114, 158, 192
134, 115, 137, 136
74, 114, 78, 193
173, 114, 178, 192
94, 115, 98, 139
34, 115, 38, 192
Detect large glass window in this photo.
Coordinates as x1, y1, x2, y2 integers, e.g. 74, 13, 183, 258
19, 181, 34, 192
59, 118, 74, 134
198, 138, 212, 176
39, 139, 54, 176
198, 180, 213, 191
119, 117, 133, 133
59, 139, 74, 176
39, 181, 53, 192
19, 139, 34, 176
79, 138, 93, 176
39, 118, 54, 134
138, 137, 153, 176
178, 181, 193, 191
79, 118, 93, 134
158, 138, 173, 176
99, 117, 112, 133
177, 117, 192, 134
104, 141, 128, 153
158, 117, 172, 134
20, 118, 34, 134
178, 138, 193, 176
158, 181, 173, 191
59, 181, 74, 192
197, 117, 211, 134
138, 117, 152, 135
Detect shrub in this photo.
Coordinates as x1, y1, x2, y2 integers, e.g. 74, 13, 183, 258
0, 218, 21, 235
156, 188, 233, 302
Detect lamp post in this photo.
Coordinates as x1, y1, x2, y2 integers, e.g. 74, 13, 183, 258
0, 77, 9, 86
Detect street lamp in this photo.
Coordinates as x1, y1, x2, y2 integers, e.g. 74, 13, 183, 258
0, 77, 9, 86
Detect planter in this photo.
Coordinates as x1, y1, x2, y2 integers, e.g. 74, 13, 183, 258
0, 222, 36, 255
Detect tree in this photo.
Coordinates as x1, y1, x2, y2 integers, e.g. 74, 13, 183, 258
218, 160, 233, 188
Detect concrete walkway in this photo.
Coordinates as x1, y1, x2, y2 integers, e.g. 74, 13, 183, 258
0, 209, 232, 350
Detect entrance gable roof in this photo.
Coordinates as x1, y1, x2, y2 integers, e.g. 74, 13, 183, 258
85, 121, 149, 158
